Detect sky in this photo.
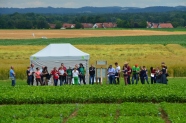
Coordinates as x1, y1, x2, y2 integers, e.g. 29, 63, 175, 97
0, 0, 186, 8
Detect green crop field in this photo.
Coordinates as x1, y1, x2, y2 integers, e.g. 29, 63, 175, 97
1, 30, 186, 122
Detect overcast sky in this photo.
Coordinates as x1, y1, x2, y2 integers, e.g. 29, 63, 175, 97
0, 0, 185, 8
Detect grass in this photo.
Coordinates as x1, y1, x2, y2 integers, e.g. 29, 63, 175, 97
0, 35, 186, 45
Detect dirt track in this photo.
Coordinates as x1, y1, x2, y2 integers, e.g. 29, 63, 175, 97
0, 30, 186, 39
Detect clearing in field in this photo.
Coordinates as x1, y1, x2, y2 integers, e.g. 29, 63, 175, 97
0, 30, 186, 39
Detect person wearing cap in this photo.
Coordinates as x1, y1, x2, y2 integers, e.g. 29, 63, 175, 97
9, 66, 16, 86
107, 65, 116, 84
132, 64, 140, 84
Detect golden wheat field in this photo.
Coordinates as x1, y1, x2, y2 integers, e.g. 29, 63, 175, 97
0, 30, 186, 39
0, 44, 186, 79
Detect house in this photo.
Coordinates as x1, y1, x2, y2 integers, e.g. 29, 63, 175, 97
158, 23, 173, 28
62, 23, 76, 29
147, 22, 173, 28
103, 22, 117, 28
48, 23, 56, 29
93, 22, 117, 28
81, 23, 94, 28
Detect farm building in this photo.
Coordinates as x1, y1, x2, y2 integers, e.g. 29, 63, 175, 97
147, 22, 173, 28
62, 23, 76, 29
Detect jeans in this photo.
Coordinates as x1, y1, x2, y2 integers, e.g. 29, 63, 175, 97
151, 77, 156, 84
28, 75, 34, 85
140, 77, 145, 84
127, 75, 131, 84
12, 79, 15, 86
144, 75, 149, 84
132, 74, 139, 84
53, 79, 58, 86
89, 75, 95, 85
109, 75, 115, 84
60, 76, 65, 86
67, 76, 72, 85
80, 75, 86, 85
115, 73, 120, 84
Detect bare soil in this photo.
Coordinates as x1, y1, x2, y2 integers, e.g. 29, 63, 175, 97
0, 30, 186, 39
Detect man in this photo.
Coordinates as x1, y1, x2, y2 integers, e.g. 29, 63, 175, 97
40, 66, 45, 84
107, 65, 115, 84
79, 63, 86, 85
9, 66, 16, 86
115, 62, 120, 84
29, 64, 35, 85
66, 67, 73, 85
132, 64, 140, 84
89, 64, 95, 85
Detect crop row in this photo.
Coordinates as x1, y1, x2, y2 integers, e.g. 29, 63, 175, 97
0, 80, 185, 104
1, 103, 185, 123
0, 35, 186, 45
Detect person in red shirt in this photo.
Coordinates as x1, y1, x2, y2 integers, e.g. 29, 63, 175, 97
51, 67, 59, 86
123, 61, 131, 84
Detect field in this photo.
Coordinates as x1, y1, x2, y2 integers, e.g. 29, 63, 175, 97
0, 29, 186, 123
0, 29, 186, 39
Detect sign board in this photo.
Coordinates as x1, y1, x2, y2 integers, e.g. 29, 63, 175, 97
96, 61, 107, 65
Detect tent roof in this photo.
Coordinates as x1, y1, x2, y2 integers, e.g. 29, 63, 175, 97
30, 43, 89, 60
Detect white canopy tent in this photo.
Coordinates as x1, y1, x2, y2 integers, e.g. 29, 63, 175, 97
30, 43, 90, 84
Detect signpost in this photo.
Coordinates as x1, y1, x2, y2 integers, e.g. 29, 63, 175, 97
95, 60, 107, 84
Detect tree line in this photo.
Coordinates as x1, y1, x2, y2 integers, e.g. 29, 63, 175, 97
0, 11, 185, 29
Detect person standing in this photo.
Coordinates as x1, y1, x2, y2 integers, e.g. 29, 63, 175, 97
161, 63, 167, 84
123, 66, 128, 85
124, 62, 131, 85
61, 63, 67, 84
89, 64, 95, 85
132, 64, 140, 84
66, 67, 73, 85
143, 66, 149, 84
26, 67, 30, 85
58, 66, 66, 86
139, 66, 145, 84
29, 64, 35, 85
50, 67, 59, 86
9, 66, 16, 86
115, 62, 121, 84
72, 67, 79, 85
107, 65, 115, 84
35, 67, 43, 86
150, 67, 156, 84
79, 63, 86, 85
42, 66, 49, 85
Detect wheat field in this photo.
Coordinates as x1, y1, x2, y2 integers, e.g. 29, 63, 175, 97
1, 44, 186, 79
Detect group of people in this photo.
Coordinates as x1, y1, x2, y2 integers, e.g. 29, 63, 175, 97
107, 62, 168, 85
9, 61, 168, 86
25, 63, 87, 86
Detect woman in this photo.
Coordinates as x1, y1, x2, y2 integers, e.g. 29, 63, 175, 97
51, 67, 59, 86
26, 66, 30, 85
72, 67, 79, 85
35, 67, 42, 86
42, 66, 49, 85
155, 67, 161, 83
161, 64, 167, 84
150, 67, 156, 84
139, 66, 145, 84
58, 66, 66, 86
123, 66, 128, 85
107, 65, 115, 84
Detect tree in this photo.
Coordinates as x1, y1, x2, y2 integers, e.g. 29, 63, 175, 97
75, 22, 82, 29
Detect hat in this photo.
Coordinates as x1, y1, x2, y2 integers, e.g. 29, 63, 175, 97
124, 61, 129, 64
135, 64, 138, 67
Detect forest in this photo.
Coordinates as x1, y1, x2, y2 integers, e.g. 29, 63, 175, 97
0, 11, 185, 29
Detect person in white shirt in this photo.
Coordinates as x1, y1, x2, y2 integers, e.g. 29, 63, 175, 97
107, 65, 115, 84
58, 66, 65, 86
72, 67, 79, 85
115, 62, 121, 84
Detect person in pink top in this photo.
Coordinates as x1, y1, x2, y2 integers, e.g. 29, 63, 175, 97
50, 67, 59, 86
35, 67, 43, 86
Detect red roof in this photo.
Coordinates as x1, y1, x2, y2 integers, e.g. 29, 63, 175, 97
103, 22, 117, 28
48, 23, 56, 29
159, 23, 173, 28
81, 23, 93, 28
62, 23, 75, 28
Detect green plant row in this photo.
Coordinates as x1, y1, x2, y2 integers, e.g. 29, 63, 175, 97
0, 80, 185, 104
0, 35, 186, 45
1, 103, 185, 123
